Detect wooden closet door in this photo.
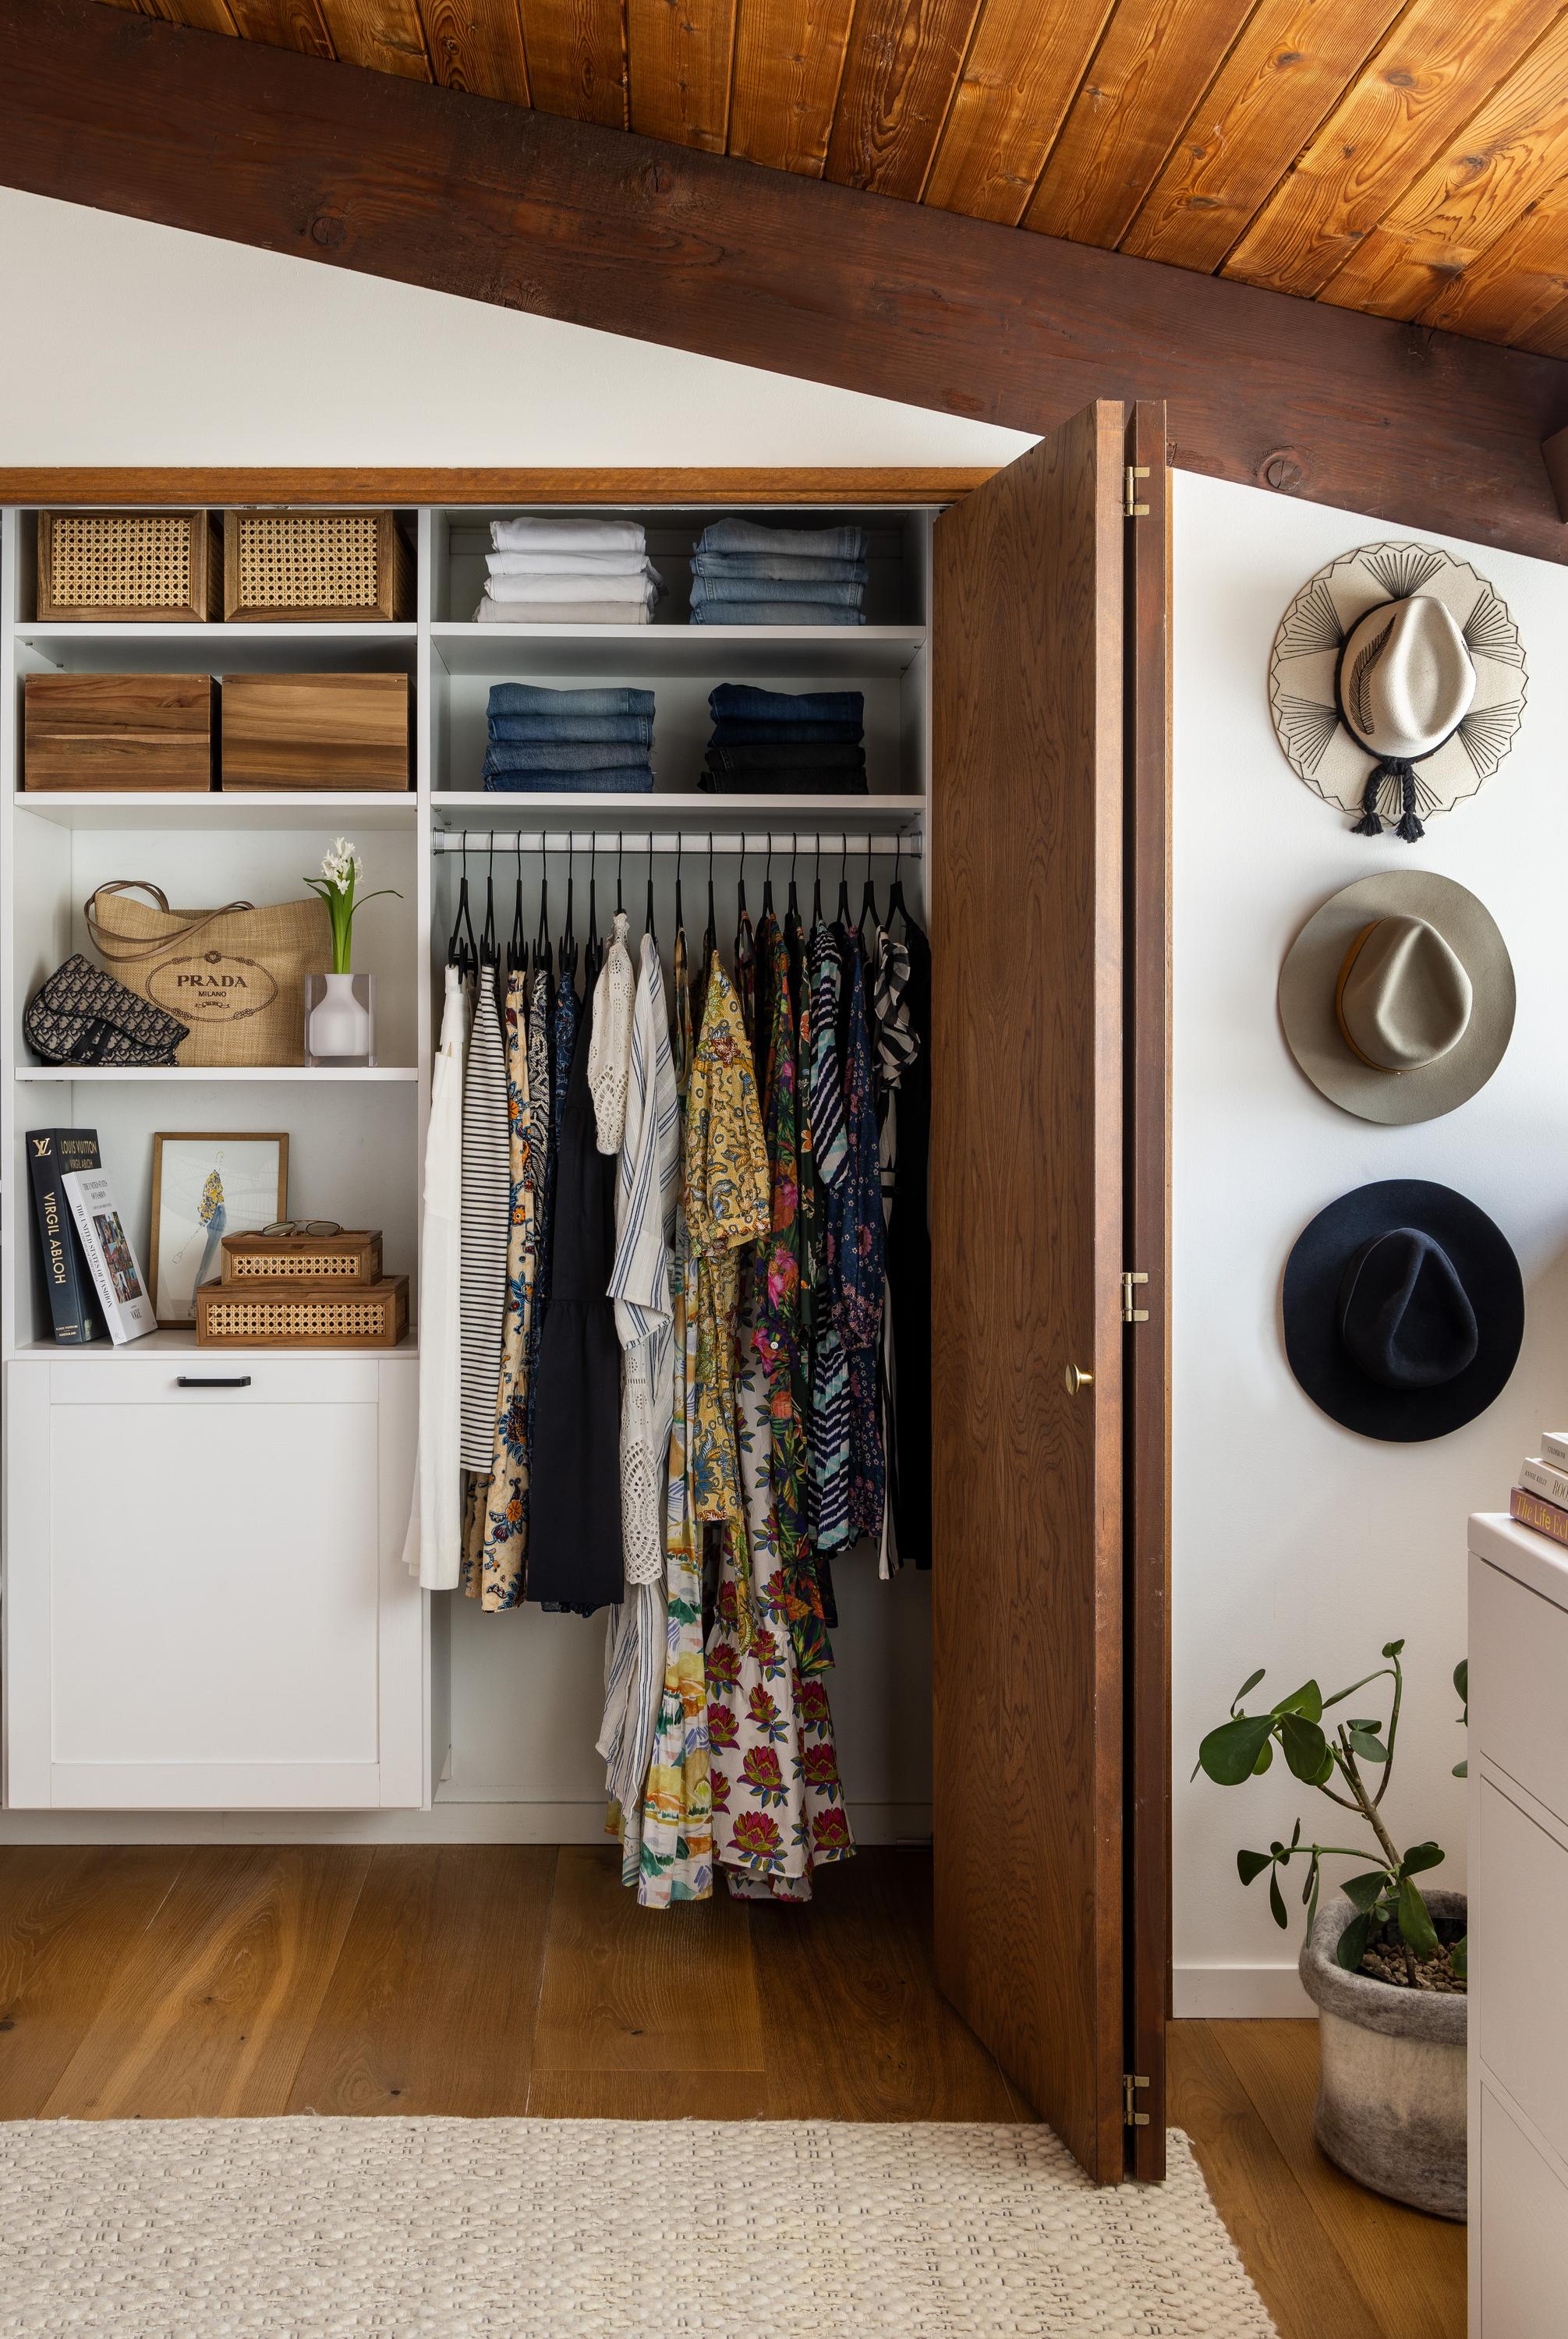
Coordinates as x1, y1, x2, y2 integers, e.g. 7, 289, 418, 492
930, 400, 1129, 2182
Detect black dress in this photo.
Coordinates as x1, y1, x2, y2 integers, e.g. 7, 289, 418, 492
526, 1001, 623, 1610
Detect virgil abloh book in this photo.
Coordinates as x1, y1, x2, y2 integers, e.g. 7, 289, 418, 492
62, 1166, 156, 1344
27, 1127, 103, 1343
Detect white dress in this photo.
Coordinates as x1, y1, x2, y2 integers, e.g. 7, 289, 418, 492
402, 964, 465, 1589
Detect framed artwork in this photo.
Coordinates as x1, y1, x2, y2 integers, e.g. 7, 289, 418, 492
148, 1132, 288, 1327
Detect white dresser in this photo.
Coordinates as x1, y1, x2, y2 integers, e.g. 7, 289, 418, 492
1469, 1512, 1568, 2335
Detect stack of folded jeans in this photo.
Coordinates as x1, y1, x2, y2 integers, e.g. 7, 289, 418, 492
688, 518, 869, 626
482, 682, 656, 794
476, 517, 665, 626
700, 685, 867, 795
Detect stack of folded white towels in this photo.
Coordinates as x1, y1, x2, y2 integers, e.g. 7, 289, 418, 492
475, 516, 665, 625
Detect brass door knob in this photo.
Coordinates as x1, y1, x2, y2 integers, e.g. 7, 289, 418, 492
1065, 1364, 1094, 1396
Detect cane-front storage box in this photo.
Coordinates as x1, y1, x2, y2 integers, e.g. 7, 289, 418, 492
219, 673, 411, 791
196, 1275, 409, 1350
23, 674, 218, 792
223, 509, 415, 622
37, 509, 223, 622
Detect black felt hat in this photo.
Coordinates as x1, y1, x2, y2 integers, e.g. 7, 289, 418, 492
1283, 1180, 1523, 1442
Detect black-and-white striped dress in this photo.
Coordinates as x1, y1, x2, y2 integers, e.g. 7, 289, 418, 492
459, 968, 511, 1472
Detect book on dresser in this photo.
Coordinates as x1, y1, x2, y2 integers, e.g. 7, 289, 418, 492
1539, 1429, 1568, 1471
61, 1166, 157, 1344
27, 1127, 104, 1344
1519, 1456, 1568, 1513
1509, 1486, 1568, 1548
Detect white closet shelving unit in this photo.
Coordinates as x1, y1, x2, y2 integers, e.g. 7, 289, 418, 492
1, 495, 934, 1825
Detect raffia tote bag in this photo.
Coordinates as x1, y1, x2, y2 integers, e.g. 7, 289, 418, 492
84, 881, 331, 1067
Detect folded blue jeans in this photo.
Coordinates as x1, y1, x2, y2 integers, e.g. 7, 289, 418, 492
485, 682, 655, 720
689, 573, 865, 609
709, 685, 865, 726
708, 718, 863, 745
692, 603, 865, 626
690, 550, 868, 584
696, 518, 869, 562
483, 764, 655, 793
488, 713, 653, 745
483, 741, 653, 773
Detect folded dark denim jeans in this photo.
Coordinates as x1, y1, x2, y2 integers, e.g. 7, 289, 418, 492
706, 741, 866, 773
689, 574, 865, 609
708, 718, 864, 745
699, 768, 869, 796
483, 764, 654, 793
488, 713, 653, 745
691, 551, 869, 584
709, 686, 865, 726
483, 740, 653, 773
696, 518, 869, 561
691, 603, 865, 626
486, 682, 655, 720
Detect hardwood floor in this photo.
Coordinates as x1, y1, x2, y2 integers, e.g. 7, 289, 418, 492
0, 1844, 1464, 2332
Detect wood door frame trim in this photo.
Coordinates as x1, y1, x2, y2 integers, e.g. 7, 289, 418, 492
0, 469, 993, 508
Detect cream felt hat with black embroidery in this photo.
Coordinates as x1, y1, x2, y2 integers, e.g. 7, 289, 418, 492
1269, 541, 1527, 842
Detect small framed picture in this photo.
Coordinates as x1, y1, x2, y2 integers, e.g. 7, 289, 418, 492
148, 1132, 288, 1327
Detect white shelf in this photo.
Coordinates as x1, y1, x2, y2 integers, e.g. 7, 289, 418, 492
16, 623, 417, 674
431, 622, 927, 678
16, 1066, 419, 1083
431, 791, 926, 833
7, 1328, 419, 1364
14, 791, 417, 831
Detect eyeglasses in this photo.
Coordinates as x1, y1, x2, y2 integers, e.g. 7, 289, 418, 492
260, 1219, 343, 1237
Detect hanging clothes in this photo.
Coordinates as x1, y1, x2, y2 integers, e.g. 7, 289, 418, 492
836, 933, 887, 1545
588, 909, 634, 1155
885, 908, 932, 1567
707, 1286, 853, 1902
522, 961, 554, 1461
402, 964, 465, 1591
600, 930, 680, 1862
458, 967, 510, 1474
527, 1003, 622, 1611
871, 922, 915, 1579
805, 919, 851, 1555
472, 965, 536, 1609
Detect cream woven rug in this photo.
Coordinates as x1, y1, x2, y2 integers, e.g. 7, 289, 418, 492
0, 2117, 1276, 2337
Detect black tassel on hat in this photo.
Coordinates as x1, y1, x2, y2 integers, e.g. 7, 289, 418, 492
1351, 759, 1425, 845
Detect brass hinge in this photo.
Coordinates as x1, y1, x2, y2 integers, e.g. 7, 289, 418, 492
1123, 2073, 1152, 2128
1124, 464, 1151, 518
1120, 1270, 1149, 1325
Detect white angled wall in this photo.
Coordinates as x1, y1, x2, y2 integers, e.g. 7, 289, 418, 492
4, 191, 1560, 2012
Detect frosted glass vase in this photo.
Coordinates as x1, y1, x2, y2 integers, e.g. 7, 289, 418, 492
305, 971, 376, 1068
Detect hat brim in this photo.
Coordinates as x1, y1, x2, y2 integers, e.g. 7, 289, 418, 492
1283, 1180, 1523, 1442
1270, 541, 1527, 819
1278, 871, 1514, 1123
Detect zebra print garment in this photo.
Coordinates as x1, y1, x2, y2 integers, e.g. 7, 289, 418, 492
458, 966, 512, 1473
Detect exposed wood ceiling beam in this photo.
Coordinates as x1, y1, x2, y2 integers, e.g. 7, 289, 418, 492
4, 0, 1567, 561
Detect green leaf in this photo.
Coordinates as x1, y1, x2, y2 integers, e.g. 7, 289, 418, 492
1347, 1718, 1382, 1733
1232, 1668, 1266, 1711
1290, 1818, 1301, 1848
1237, 1850, 1272, 1887
1269, 1870, 1289, 1930
1252, 1740, 1273, 1775
1453, 1659, 1468, 1704
1401, 1842, 1445, 1876
1280, 1712, 1329, 1782
1342, 1870, 1389, 1912
1304, 1856, 1322, 1934
1451, 1934, 1468, 1980
1271, 1679, 1324, 1724
1398, 1877, 1440, 1962
1453, 1760, 1468, 1779
1347, 1728, 1389, 1764
1336, 1911, 1373, 1970
1198, 1714, 1277, 1785
1382, 1640, 1406, 1659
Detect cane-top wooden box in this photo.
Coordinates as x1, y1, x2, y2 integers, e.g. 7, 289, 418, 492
37, 509, 223, 622
196, 1274, 408, 1349
223, 510, 415, 622
220, 1230, 382, 1285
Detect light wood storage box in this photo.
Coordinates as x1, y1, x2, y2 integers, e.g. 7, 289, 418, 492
22, 673, 217, 791
219, 672, 411, 791
37, 509, 223, 622
224, 509, 415, 622
196, 1274, 409, 1349
221, 1230, 383, 1285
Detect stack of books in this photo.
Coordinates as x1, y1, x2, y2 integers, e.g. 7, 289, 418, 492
1511, 1434, 1568, 1547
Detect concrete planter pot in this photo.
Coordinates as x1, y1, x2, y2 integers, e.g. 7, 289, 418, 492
1298, 1888, 1467, 2221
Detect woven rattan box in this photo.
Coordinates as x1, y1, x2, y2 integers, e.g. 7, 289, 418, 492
196, 1275, 409, 1350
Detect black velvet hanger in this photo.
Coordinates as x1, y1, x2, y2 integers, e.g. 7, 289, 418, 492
508, 847, 527, 985
674, 831, 685, 940
644, 837, 657, 947
701, 831, 717, 974
836, 836, 852, 927
760, 833, 775, 921
447, 831, 478, 975
480, 832, 499, 969
887, 830, 909, 935
858, 832, 880, 939
560, 840, 579, 983
534, 855, 554, 991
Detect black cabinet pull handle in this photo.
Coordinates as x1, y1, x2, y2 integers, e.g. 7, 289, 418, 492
175, 1375, 253, 1388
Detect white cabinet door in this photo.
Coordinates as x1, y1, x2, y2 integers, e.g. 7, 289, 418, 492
4, 1357, 423, 1810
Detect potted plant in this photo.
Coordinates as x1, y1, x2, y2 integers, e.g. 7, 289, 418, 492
303, 837, 401, 1067
1196, 1640, 1468, 2220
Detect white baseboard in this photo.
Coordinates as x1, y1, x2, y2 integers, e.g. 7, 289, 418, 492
0, 1799, 934, 1849
1174, 1962, 1315, 2019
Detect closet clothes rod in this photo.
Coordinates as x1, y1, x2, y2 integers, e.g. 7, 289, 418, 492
430, 830, 924, 857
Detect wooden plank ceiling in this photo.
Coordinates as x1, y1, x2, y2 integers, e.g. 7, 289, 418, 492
101, 0, 1568, 358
